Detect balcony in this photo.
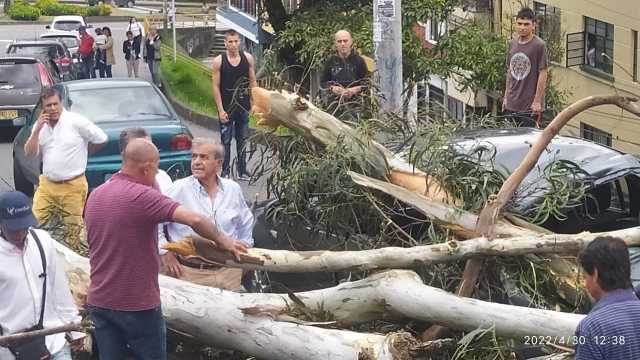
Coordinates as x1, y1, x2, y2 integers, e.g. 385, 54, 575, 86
228, 0, 258, 19
217, 0, 272, 44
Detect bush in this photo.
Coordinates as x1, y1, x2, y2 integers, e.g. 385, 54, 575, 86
35, 0, 63, 15
83, 4, 111, 16
8, 0, 41, 20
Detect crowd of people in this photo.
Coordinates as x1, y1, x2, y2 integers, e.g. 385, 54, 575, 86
76, 17, 161, 87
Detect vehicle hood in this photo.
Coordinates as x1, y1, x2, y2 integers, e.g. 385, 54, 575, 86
449, 128, 640, 214
0, 87, 40, 109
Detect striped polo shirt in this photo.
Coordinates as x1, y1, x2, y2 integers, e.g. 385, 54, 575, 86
575, 289, 640, 359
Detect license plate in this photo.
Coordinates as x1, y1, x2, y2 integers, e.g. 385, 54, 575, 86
0, 110, 17, 120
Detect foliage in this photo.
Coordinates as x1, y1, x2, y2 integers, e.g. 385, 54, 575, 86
160, 46, 217, 116
38, 203, 88, 256
8, 0, 41, 20
452, 326, 513, 360
34, 0, 111, 17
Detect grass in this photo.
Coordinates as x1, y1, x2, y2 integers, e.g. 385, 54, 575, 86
160, 44, 217, 116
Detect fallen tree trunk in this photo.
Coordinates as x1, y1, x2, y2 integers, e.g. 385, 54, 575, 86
57, 243, 583, 351
164, 227, 640, 273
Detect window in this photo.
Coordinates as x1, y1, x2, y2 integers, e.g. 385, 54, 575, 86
581, 122, 612, 147
633, 30, 638, 82
424, 18, 447, 43
447, 97, 464, 121
534, 2, 562, 62
584, 17, 614, 74
428, 85, 445, 120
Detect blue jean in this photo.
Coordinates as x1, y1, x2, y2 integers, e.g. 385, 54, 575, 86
88, 305, 166, 360
219, 109, 249, 175
80, 54, 94, 79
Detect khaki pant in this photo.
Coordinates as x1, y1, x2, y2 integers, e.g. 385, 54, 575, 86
163, 265, 243, 291
33, 175, 88, 254
126, 57, 139, 77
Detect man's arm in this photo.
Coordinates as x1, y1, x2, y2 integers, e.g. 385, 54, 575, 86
246, 52, 258, 88
77, 116, 108, 155
503, 41, 512, 109
24, 112, 49, 157
172, 205, 247, 260
531, 68, 547, 113
211, 56, 228, 123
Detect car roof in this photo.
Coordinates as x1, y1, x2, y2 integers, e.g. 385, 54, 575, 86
0, 56, 41, 64
9, 40, 65, 47
40, 31, 79, 38
451, 127, 640, 212
52, 16, 84, 22
63, 78, 154, 91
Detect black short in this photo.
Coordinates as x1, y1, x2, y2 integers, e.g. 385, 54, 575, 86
504, 109, 538, 128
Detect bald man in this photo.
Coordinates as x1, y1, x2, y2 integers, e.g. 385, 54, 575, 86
321, 29, 369, 119
84, 138, 247, 360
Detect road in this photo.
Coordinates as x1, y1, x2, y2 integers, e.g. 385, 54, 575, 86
0, 22, 268, 201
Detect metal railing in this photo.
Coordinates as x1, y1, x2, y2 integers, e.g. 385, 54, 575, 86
228, 0, 258, 18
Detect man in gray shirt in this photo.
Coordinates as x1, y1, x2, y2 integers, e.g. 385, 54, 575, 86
503, 7, 548, 127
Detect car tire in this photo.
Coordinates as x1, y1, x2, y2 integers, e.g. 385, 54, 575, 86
13, 161, 34, 197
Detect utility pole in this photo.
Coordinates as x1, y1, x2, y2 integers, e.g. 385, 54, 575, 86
373, 0, 403, 115
171, 0, 177, 62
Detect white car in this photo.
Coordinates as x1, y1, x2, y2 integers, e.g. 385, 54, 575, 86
45, 16, 90, 34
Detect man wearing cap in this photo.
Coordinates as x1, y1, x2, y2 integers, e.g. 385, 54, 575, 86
77, 25, 95, 79
24, 86, 108, 254
0, 191, 85, 360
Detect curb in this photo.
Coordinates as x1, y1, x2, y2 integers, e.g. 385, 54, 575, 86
161, 80, 220, 132
0, 16, 131, 25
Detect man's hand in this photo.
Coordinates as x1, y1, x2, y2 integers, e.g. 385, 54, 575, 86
69, 337, 86, 352
35, 112, 50, 132
219, 110, 229, 124
161, 252, 183, 278
218, 236, 248, 262
330, 85, 345, 96
531, 100, 542, 113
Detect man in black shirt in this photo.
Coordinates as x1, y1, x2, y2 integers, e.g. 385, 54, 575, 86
211, 30, 257, 180
321, 30, 369, 119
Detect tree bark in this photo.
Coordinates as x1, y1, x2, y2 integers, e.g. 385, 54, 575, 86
57, 243, 584, 352
163, 227, 640, 273
0, 323, 83, 347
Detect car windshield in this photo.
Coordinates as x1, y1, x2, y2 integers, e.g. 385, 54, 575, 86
8, 45, 63, 58
0, 62, 39, 90
53, 21, 82, 31
68, 87, 173, 123
44, 36, 78, 49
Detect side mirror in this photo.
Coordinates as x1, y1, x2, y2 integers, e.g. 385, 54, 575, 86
45, 25, 51, 29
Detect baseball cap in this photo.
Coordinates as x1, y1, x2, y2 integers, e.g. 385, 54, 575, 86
0, 192, 38, 231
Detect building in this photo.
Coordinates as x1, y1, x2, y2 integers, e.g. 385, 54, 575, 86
498, 0, 640, 154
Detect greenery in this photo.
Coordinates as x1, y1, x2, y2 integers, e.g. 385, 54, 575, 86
160, 45, 217, 117
35, 0, 111, 16
7, 0, 41, 20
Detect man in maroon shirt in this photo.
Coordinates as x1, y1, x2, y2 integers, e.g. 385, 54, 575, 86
77, 26, 95, 79
84, 138, 247, 360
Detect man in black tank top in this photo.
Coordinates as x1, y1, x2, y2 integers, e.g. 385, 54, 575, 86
211, 30, 257, 179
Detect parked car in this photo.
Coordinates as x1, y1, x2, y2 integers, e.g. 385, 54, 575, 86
12, 79, 193, 196
0, 57, 55, 131
45, 16, 89, 34
39, 31, 80, 55
6, 40, 78, 81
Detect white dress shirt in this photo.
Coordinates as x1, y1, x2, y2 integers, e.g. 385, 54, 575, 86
0, 229, 83, 358
164, 176, 254, 247
156, 170, 173, 255
34, 109, 108, 182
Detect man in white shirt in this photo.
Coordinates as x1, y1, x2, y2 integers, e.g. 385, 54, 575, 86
24, 87, 108, 254
0, 191, 84, 360
163, 138, 254, 290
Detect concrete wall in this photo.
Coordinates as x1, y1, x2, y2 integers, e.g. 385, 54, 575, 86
501, 0, 640, 154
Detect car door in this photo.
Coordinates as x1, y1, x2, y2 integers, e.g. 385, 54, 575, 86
13, 97, 43, 193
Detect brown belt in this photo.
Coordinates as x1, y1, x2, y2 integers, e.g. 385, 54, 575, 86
47, 173, 85, 184
177, 255, 221, 270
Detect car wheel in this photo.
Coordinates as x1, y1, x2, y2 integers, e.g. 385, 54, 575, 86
13, 161, 34, 197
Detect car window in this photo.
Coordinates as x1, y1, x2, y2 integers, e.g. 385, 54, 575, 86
8, 45, 61, 58
68, 87, 173, 123
0, 62, 40, 90
53, 21, 82, 32
46, 36, 79, 49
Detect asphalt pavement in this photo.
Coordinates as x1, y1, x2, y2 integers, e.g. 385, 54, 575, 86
0, 22, 268, 201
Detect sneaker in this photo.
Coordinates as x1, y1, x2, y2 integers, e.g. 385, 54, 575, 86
237, 173, 251, 181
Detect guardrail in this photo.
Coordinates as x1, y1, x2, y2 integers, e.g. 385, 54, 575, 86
161, 43, 211, 76
144, 12, 216, 29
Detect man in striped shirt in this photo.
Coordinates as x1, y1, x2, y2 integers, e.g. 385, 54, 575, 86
574, 236, 640, 359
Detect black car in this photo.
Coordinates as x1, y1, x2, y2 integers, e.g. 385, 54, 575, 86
6, 40, 78, 81
0, 57, 56, 130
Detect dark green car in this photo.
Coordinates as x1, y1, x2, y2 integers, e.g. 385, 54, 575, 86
13, 79, 193, 196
